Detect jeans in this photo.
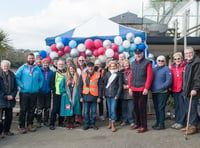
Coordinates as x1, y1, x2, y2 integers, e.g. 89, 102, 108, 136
0, 108, 13, 133
84, 102, 97, 127
121, 99, 134, 124
152, 92, 169, 127
106, 97, 118, 121
173, 92, 186, 125
98, 98, 104, 116
19, 93, 37, 128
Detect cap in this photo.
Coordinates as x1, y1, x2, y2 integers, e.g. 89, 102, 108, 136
134, 48, 143, 54
87, 62, 94, 67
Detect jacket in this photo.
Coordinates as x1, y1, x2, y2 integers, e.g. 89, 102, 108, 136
16, 64, 44, 93
151, 66, 172, 93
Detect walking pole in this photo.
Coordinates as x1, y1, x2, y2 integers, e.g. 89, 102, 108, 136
184, 95, 193, 140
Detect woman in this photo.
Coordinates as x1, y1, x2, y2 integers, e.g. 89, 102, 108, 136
120, 59, 135, 127
171, 52, 185, 129
151, 56, 172, 130
60, 65, 81, 130
103, 61, 122, 132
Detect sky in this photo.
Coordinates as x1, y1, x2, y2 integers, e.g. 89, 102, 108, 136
0, 0, 152, 50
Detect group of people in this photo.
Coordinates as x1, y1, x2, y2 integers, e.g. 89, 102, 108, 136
0, 46, 200, 139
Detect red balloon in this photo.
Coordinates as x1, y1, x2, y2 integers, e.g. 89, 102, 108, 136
57, 50, 65, 57
51, 44, 58, 52
113, 52, 119, 60
63, 46, 71, 53
85, 39, 94, 49
46, 56, 52, 63
79, 51, 86, 58
94, 39, 103, 49
98, 47, 106, 55
93, 49, 99, 57
111, 44, 118, 52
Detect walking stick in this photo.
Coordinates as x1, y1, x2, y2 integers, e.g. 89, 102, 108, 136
184, 95, 193, 140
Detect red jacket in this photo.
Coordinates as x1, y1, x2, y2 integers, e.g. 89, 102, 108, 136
171, 62, 185, 92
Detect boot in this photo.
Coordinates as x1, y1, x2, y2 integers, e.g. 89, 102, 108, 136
107, 120, 111, 129
111, 121, 116, 132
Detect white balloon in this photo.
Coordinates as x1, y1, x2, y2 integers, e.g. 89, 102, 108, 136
98, 55, 107, 63
77, 43, 86, 52
122, 40, 130, 49
126, 32, 135, 41
45, 46, 51, 54
114, 36, 123, 45
85, 49, 92, 56
123, 52, 130, 59
49, 52, 59, 59
70, 48, 79, 57
105, 48, 114, 58
134, 37, 142, 44
56, 42, 64, 50
103, 40, 112, 49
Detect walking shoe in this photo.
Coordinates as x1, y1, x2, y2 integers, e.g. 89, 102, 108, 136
130, 124, 139, 130
171, 123, 178, 129
120, 122, 126, 126
18, 128, 27, 134
49, 125, 55, 130
137, 128, 148, 133
27, 125, 36, 132
4, 131, 14, 136
153, 125, 165, 130
91, 125, 99, 130
100, 116, 105, 121
174, 123, 183, 130
83, 126, 89, 130
152, 123, 159, 129
130, 123, 135, 128
0, 133, 5, 139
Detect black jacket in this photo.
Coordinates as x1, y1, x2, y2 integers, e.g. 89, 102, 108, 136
103, 71, 122, 98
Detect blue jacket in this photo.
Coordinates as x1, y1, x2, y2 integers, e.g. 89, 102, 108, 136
151, 66, 172, 93
16, 64, 44, 93
39, 68, 53, 94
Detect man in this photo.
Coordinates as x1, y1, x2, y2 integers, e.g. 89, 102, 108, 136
0, 60, 18, 137
79, 62, 102, 130
128, 48, 153, 133
16, 53, 44, 134
181, 46, 200, 134
50, 57, 59, 72
37, 58, 53, 128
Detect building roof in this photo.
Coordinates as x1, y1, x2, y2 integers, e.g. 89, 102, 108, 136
109, 11, 155, 25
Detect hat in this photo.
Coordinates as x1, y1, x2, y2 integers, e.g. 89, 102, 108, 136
42, 58, 50, 64
94, 59, 101, 65
87, 62, 94, 67
134, 48, 143, 54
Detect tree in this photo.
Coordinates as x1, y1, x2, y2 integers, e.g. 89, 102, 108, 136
0, 29, 12, 56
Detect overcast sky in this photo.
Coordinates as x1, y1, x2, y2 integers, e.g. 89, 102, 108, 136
0, 0, 153, 50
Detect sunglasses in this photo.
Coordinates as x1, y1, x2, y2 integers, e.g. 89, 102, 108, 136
158, 60, 164, 62
174, 58, 181, 60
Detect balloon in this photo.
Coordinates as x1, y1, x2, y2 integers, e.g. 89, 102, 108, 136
105, 48, 114, 58
126, 32, 134, 41
57, 50, 65, 57
77, 43, 86, 52
85, 49, 92, 57
93, 49, 99, 57
111, 44, 118, 52
46, 56, 52, 63
51, 44, 58, 52
55, 37, 62, 43
79, 51, 86, 58
98, 47, 106, 55
103, 40, 111, 49
45, 46, 51, 54
129, 56, 135, 63
63, 46, 71, 53
129, 43, 137, 52
84, 39, 94, 49
124, 52, 130, 59
118, 45, 124, 53
65, 53, 70, 58
94, 39, 103, 48
123, 40, 130, 49
62, 38, 70, 46
49, 52, 59, 59
134, 37, 142, 44
39, 50, 47, 59
69, 40, 77, 48
137, 43, 146, 50
114, 36, 122, 45
70, 48, 79, 57
129, 51, 134, 57
98, 55, 107, 63
56, 42, 64, 50
113, 52, 119, 60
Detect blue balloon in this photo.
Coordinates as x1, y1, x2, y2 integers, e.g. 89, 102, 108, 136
62, 38, 70, 46
125, 48, 129, 52
129, 43, 137, 51
55, 37, 62, 44
69, 40, 77, 49
129, 51, 134, 57
118, 45, 125, 53
137, 43, 146, 50
39, 50, 47, 59
129, 56, 135, 63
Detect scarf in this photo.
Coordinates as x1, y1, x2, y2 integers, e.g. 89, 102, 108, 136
106, 70, 118, 88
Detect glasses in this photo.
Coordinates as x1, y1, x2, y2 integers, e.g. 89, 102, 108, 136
174, 58, 181, 61
158, 60, 164, 62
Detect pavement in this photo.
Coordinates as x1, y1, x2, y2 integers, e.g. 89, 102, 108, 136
0, 113, 200, 148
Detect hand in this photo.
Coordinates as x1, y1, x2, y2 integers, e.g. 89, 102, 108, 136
80, 98, 83, 103
7, 95, 13, 100
129, 89, 133, 96
143, 89, 148, 95
123, 85, 128, 89
191, 90, 197, 97
97, 98, 101, 103
114, 97, 118, 100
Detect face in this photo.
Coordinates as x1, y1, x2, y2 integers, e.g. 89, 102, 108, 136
27, 55, 35, 65
124, 61, 130, 70
174, 56, 182, 65
42, 62, 49, 69
87, 66, 94, 73
69, 67, 75, 75
119, 54, 125, 63
53, 60, 58, 66
110, 63, 117, 70
157, 59, 165, 67
78, 57, 85, 66
184, 49, 194, 60
35, 59, 41, 65
134, 52, 143, 61
1, 63, 10, 72
67, 61, 72, 67
57, 61, 65, 70
95, 64, 101, 68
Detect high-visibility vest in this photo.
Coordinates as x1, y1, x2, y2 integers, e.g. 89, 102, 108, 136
82, 71, 100, 96
55, 71, 65, 95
